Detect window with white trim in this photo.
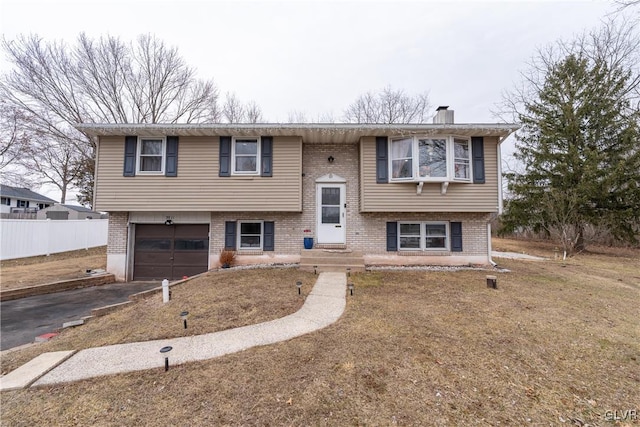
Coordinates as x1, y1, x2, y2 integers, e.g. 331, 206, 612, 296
398, 222, 449, 251
390, 136, 472, 182
238, 221, 263, 249
232, 137, 260, 174
137, 137, 165, 174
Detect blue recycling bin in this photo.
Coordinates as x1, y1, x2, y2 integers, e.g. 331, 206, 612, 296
303, 237, 313, 249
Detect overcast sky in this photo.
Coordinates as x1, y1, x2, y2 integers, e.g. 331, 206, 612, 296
0, 0, 628, 201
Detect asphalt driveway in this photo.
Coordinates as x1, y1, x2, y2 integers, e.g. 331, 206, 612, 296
1, 282, 160, 351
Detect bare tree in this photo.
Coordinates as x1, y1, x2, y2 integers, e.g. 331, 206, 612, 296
344, 86, 430, 123
0, 100, 32, 186
1, 33, 221, 205
244, 101, 264, 124
287, 110, 309, 123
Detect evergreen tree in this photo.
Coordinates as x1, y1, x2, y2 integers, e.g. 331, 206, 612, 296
501, 50, 640, 254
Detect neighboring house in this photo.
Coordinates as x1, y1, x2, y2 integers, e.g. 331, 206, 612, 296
36, 204, 105, 220
0, 184, 56, 216
77, 107, 519, 281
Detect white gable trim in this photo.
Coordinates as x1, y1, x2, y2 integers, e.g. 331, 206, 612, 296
315, 173, 346, 183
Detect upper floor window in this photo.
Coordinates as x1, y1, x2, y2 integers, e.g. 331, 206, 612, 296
137, 137, 165, 174
233, 137, 260, 175
390, 136, 472, 182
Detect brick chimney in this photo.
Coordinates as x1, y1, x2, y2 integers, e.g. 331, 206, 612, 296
433, 106, 454, 124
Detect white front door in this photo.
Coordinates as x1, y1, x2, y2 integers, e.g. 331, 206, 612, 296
316, 183, 346, 244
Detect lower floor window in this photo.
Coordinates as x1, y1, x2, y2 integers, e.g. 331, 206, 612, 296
239, 221, 263, 249
399, 222, 448, 250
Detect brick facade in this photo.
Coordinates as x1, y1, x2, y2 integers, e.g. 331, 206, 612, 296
107, 212, 128, 255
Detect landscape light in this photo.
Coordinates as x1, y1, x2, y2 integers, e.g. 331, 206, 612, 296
348, 282, 354, 296
346, 267, 351, 278
314, 265, 318, 275
296, 281, 302, 295
160, 346, 173, 372
180, 311, 189, 329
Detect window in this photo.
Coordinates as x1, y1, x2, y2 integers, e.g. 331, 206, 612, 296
390, 138, 413, 179
418, 138, 447, 178
398, 222, 449, 251
233, 137, 260, 174
16, 199, 29, 208
389, 136, 472, 182
454, 138, 470, 180
238, 221, 263, 249
1, 197, 9, 206
137, 137, 165, 174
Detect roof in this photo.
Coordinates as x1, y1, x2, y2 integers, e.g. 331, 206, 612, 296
75, 122, 520, 144
61, 204, 98, 213
0, 185, 57, 203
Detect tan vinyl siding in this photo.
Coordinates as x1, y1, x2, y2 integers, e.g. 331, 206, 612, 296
359, 136, 500, 212
95, 136, 302, 212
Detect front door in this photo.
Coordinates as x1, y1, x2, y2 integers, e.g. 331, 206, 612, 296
316, 183, 346, 244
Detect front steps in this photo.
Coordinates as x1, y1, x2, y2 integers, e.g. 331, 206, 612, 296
299, 249, 365, 273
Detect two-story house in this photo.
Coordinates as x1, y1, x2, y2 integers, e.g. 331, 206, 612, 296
77, 107, 518, 281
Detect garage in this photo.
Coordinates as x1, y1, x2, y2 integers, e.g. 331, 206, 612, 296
134, 224, 209, 281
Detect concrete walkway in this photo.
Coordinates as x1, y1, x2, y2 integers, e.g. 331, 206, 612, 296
1, 272, 346, 390
492, 251, 546, 261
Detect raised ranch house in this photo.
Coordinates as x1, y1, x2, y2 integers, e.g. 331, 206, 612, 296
77, 107, 518, 281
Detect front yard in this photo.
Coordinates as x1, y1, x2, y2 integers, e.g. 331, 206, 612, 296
1, 241, 638, 425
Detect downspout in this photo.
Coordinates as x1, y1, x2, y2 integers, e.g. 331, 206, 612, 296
488, 222, 496, 266
497, 136, 504, 215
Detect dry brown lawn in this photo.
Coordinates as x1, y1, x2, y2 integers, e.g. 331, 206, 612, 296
1, 240, 639, 426
0, 246, 107, 291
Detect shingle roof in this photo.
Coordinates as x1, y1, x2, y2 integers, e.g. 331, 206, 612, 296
60, 204, 99, 213
0, 185, 57, 203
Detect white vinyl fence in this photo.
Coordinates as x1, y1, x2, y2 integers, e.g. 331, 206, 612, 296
0, 219, 108, 261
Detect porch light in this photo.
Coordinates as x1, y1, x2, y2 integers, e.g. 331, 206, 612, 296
164, 219, 173, 226
296, 281, 302, 295
328, 155, 335, 163
160, 346, 173, 371
348, 282, 354, 296
180, 311, 189, 329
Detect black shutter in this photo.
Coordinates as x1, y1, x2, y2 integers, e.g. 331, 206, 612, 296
165, 136, 179, 177
219, 136, 231, 177
263, 221, 274, 251
472, 137, 485, 184
386, 222, 398, 251
376, 136, 389, 183
224, 221, 236, 250
261, 136, 273, 177
450, 222, 463, 252
124, 136, 137, 176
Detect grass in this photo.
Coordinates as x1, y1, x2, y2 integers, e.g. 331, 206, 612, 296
1, 240, 639, 425
0, 246, 107, 291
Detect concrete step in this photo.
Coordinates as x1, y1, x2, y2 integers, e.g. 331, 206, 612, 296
299, 264, 366, 273
301, 249, 363, 257
299, 255, 365, 265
